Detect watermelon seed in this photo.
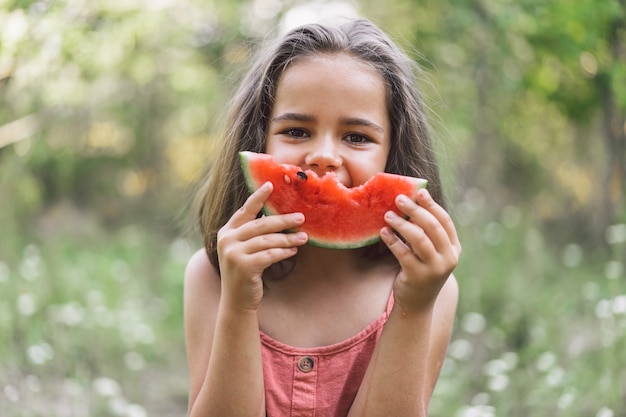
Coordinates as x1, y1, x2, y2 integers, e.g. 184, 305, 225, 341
297, 171, 307, 181
283, 174, 291, 184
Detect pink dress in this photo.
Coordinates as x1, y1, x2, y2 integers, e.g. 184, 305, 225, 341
260, 295, 394, 417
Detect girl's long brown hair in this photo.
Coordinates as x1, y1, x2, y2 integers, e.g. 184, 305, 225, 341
195, 19, 444, 272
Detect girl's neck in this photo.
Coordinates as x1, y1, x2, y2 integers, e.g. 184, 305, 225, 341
264, 243, 397, 285
299, 244, 360, 266
259, 243, 399, 347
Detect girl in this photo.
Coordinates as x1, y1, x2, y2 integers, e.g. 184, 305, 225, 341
184, 18, 461, 417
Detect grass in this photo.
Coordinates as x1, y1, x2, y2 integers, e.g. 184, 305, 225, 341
1, 207, 624, 416
431, 205, 626, 417
0, 224, 192, 416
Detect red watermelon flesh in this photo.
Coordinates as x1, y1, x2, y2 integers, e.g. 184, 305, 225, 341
239, 151, 428, 249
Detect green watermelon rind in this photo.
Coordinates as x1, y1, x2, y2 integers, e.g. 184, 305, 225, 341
309, 232, 384, 250
239, 151, 427, 249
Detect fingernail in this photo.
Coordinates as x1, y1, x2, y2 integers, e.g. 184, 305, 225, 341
295, 232, 308, 241
384, 211, 398, 221
397, 194, 410, 205
292, 213, 305, 222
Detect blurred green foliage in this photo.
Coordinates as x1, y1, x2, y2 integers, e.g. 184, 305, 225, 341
1, 0, 625, 242
0, 228, 190, 415
1, 0, 625, 416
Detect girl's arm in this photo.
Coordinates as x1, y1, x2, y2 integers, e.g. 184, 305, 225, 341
348, 275, 458, 416
349, 189, 461, 417
184, 250, 266, 417
184, 182, 308, 417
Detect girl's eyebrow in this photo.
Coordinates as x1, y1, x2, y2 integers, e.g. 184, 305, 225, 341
271, 112, 315, 123
342, 117, 385, 133
271, 112, 385, 133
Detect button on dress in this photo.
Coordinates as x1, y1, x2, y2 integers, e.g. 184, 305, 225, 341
260, 295, 394, 417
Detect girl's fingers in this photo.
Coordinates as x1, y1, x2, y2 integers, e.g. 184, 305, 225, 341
228, 182, 274, 228
227, 182, 307, 241
244, 237, 306, 267
394, 191, 460, 255
228, 230, 308, 273
245, 231, 308, 255
382, 191, 461, 309
380, 226, 422, 268
218, 227, 307, 275
414, 190, 461, 251
384, 210, 436, 262
237, 212, 305, 243
218, 180, 308, 269
383, 190, 462, 274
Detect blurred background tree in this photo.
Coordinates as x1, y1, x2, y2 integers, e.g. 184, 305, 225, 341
1, 0, 249, 243
366, 0, 625, 246
1, 0, 624, 248
1, 0, 625, 416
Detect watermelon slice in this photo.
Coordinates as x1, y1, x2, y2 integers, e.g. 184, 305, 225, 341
239, 151, 428, 249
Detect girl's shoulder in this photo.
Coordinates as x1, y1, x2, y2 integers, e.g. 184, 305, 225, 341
184, 248, 221, 307
183, 249, 222, 405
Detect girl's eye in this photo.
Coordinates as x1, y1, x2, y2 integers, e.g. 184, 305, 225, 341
283, 128, 308, 138
345, 133, 370, 144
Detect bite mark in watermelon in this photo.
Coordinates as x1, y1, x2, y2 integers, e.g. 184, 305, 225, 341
239, 151, 428, 249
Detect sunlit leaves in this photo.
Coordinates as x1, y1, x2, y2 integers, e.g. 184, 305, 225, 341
0, 0, 251, 230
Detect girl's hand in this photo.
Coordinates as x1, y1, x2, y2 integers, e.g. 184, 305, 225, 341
216, 181, 308, 311
381, 189, 461, 314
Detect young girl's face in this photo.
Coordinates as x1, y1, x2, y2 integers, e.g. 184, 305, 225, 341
265, 53, 390, 188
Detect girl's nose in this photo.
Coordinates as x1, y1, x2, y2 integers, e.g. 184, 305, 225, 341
304, 139, 342, 173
